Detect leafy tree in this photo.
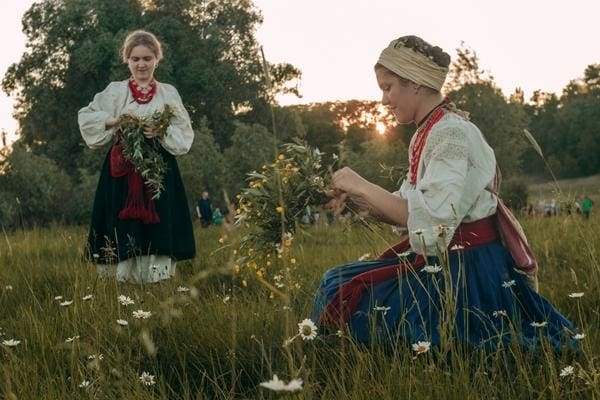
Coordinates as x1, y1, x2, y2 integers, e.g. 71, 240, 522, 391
2, 0, 300, 175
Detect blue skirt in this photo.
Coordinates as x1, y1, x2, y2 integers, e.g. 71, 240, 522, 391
312, 241, 577, 350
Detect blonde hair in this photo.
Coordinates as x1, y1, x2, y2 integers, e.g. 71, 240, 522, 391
121, 30, 163, 63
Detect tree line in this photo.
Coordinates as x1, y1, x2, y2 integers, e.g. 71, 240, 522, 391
0, 0, 598, 228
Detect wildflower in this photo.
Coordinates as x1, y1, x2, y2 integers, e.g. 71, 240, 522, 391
78, 380, 91, 389
2, 339, 20, 347
502, 280, 516, 288
493, 310, 508, 318
60, 300, 73, 307
572, 333, 585, 340
530, 321, 548, 328
222, 295, 231, 304
412, 341, 431, 355
176, 286, 190, 293
82, 294, 93, 301
277, 154, 285, 160
423, 265, 442, 273
290, 258, 296, 265
118, 295, 135, 306
336, 330, 343, 337
65, 336, 80, 343
434, 224, 451, 237
259, 374, 303, 392
357, 253, 371, 261
297, 318, 318, 341
116, 319, 129, 326
218, 237, 225, 244
373, 305, 391, 316
132, 310, 152, 319
139, 372, 156, 386
568, 292, 584, 298
560, 366, 574, 377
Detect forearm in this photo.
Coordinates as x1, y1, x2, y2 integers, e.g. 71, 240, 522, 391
358, 182, 408, 227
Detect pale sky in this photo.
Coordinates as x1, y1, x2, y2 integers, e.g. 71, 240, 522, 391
1, 0, 599, 143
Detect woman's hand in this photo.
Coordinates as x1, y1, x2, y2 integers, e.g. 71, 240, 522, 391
325, 167, 374, 214
105, 116, 120, 130
143, 122, 159, 139
331, 167, 370, 196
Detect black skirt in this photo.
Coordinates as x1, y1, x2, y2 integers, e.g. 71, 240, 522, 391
86, 146, 196, 264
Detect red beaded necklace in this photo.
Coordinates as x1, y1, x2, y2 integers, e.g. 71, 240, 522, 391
128, 77, 157, 104
408, 101, 448, 185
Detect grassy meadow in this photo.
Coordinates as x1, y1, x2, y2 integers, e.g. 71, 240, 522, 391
0, 212, 599, 399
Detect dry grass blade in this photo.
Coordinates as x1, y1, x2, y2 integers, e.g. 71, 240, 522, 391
523, 129, 544, 158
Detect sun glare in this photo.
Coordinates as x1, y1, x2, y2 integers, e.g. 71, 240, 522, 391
376, 121, 386, 135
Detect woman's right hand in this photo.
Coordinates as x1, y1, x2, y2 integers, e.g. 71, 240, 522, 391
105, 116, 120, 130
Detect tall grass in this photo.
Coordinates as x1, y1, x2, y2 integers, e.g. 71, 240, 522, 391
0, 212, 598, 399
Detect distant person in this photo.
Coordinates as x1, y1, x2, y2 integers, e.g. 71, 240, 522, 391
212, 207, 224, 225
196, 191, 213, 227
581, 195, 594, 220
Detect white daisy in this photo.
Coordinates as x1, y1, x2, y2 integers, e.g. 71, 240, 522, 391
530, 321, 548, 328
502, 280, 516, 288
412, 341, 431, 355
132, 310, 152, 319
357, 253, 371, 261
560, 365, 574, 377
78, 380, 91, 388
118, 295, 135, 306
2, 339, 20, 347
59, 300, 73, 307
373, 305, 391, 316
423, 264, 442, 274
116, 319, 129, 326
297, 318, 318, 341
568, 292, 584, 298
259, 374, 303, 392
139, 372, 156, 386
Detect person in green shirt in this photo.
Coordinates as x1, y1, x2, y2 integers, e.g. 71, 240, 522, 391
581, 195, 594, 219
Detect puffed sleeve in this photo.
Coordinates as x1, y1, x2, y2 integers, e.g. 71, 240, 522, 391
403, 123, 472, 255
78, 82, 120, 149
160, 85, 194, 156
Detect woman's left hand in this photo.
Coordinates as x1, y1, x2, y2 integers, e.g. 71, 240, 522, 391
143, 123, 159, 139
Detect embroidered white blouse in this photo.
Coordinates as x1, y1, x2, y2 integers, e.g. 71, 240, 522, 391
78, 80, 194, 155
394, 112, 498, 255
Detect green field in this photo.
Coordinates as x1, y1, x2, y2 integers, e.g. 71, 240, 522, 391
0, 214, 599, 399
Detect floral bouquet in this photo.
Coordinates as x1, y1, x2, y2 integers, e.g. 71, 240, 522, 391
117, 105, 174, 199
235, 140, 338, 259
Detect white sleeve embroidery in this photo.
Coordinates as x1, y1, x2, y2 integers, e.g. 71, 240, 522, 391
404, 123, 470, 255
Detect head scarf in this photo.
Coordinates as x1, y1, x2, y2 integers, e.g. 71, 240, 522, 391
377, 38, 449, 91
